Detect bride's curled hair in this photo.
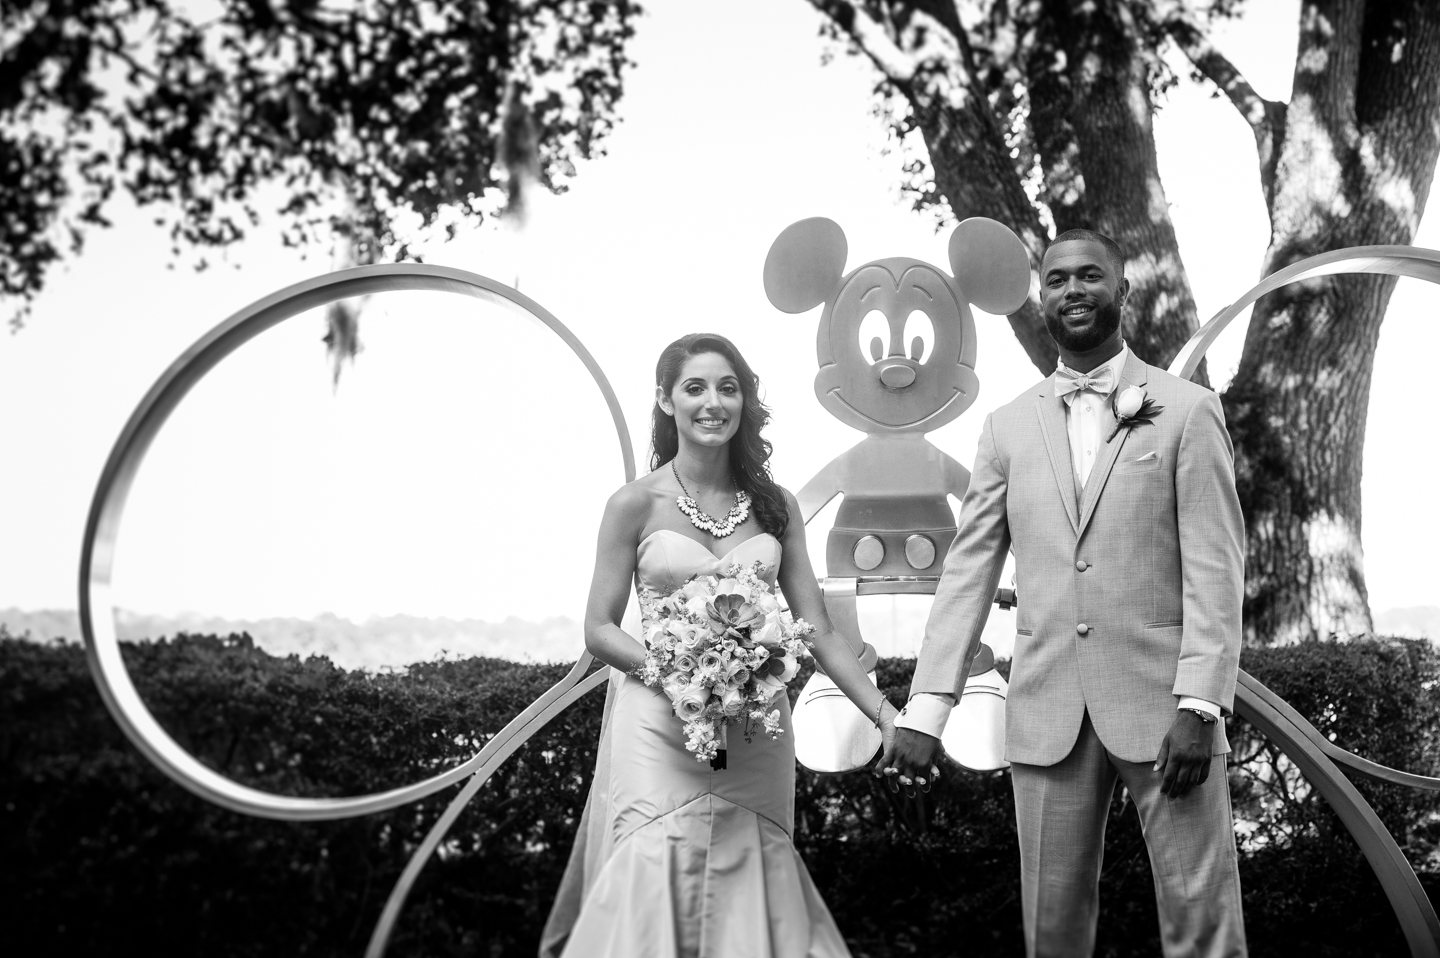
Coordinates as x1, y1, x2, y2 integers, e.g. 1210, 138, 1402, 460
651, 333, 789, 539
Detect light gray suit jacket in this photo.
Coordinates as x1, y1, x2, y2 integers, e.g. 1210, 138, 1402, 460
912, 352, 1244, 765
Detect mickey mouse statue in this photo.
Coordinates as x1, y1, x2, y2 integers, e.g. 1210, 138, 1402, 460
763, 216, 1031, 773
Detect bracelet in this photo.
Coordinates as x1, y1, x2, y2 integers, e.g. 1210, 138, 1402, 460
873, 696, 888, 728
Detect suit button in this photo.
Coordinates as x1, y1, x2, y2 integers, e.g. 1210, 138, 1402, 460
1075, 560, 1088, 571
1076, 623, 1090, 635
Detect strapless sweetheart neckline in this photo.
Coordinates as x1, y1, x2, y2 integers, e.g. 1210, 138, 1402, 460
639, 528, 780, 563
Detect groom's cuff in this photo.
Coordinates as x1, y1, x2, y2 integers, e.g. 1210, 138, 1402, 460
1177, 696, 1221, 720
895, 693, 955, 739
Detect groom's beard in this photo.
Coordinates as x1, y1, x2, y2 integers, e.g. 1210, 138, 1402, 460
1044, 298, 1124, 353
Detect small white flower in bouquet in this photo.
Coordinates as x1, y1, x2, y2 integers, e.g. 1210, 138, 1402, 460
636, 561, 815, 767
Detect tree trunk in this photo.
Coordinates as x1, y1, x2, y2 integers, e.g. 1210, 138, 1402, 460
810, 0, 1206, 377
813, 0, 1440, 644
1022, 0, 1206, 375
1222, 0, 1440, 643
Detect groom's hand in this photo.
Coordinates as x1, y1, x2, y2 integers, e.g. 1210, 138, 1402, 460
1155, 710, 1215, 799
878, 728, 943, 796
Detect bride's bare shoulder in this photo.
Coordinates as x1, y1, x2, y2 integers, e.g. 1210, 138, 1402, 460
604, 471, 670, 521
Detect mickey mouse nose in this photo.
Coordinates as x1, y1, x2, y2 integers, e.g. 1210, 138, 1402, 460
879, 363, 916, 389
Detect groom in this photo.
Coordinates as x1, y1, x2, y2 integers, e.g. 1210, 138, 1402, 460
883, 230, 1248, 957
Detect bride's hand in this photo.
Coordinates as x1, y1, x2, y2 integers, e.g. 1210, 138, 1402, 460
879, 715, 898, 762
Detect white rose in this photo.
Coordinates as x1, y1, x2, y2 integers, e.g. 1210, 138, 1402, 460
1115, 385, 1146, 419
752, 613, 783, 647
673, 686, 709, 722
724, 661, 751, 687
771, 653, 799, 684
720, 686, 746, 716
661, 671, 689, 702
754, 671, 786, 697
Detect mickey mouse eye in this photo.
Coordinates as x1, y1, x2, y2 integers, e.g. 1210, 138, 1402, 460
903, 310, 935, 364
857, 309, 889, 366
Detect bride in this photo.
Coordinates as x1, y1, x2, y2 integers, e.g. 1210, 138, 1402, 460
540, 333, 901, 957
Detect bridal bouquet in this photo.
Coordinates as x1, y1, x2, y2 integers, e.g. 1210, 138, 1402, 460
636, 561, 815, 767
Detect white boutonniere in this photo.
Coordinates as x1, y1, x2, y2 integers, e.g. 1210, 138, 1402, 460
1106, 385, 1164, 442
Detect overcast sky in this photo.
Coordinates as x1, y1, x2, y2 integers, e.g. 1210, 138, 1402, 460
2, 0, 1436, 648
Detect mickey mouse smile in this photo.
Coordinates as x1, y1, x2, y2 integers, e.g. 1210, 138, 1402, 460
829, 385, 967, 428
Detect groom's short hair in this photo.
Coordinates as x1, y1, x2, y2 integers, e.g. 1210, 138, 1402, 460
1049, 229, 1126, 278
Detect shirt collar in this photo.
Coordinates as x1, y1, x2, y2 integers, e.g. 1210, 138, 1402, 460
1057, 341, 1129, 380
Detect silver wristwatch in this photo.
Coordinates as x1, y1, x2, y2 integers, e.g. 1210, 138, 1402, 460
1181, 707, 1218, 725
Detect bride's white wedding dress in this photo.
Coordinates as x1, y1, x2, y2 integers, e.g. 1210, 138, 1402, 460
540, 529, 852, 958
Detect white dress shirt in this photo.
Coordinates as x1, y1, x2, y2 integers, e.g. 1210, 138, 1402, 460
896, 344, 1220, 741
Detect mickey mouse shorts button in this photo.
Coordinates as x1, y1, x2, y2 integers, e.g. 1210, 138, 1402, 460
905, 534, 936, 569
853, 535, 885, 571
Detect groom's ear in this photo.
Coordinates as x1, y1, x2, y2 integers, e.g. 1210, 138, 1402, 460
763, 218, 847, 313
948, 217, 1032, 316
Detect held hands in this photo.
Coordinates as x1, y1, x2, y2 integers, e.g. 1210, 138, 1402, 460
876, 726, 943, 798
1155, 709, 1216, 799
877, 702, 899, 762
870, 707, 1216, 799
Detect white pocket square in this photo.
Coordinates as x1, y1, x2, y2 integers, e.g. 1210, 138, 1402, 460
1133, 451, 1158, 462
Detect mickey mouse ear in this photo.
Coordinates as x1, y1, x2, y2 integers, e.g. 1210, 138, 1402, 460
948, 217, 1033, 316
763, 218, 848, 313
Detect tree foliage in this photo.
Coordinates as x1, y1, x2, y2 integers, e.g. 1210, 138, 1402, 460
0, 0, 640, 327
3, 630, 1438, 956
808, 0, 1440, 643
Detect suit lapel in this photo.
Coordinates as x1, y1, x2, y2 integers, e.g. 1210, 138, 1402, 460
1077, 352, 1151, 538
1034, 379, 1080, 535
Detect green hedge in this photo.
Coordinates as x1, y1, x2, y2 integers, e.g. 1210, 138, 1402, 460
2, 629, 1437, 957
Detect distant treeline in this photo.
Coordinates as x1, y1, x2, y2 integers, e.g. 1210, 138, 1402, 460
2, 629, 1438, 957
0, 608, 585, 670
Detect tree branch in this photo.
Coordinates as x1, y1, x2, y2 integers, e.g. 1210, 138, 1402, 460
808, 0, 921, 83
1158, 4, 1278, 139
810, 0, 1057, 373
1156, 3, 1286, 201
0, 0, 86, 114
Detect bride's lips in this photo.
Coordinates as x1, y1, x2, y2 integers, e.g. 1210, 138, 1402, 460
693, 417, 729, 429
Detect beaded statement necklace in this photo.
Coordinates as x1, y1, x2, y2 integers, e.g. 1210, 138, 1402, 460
671, 461, 751, 538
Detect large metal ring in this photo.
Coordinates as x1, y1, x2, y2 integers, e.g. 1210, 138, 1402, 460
78, 263, 636, 821
1169, 245, 1440, 382
1168, 245, 1440, 957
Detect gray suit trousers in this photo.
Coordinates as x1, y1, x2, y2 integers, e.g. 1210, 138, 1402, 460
1011, 712, 1247, 958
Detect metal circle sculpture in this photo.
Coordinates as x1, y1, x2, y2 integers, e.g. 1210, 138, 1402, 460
1166, 245, 1440, 958
80, 250, 1440, 955
78, 264, 634, 954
